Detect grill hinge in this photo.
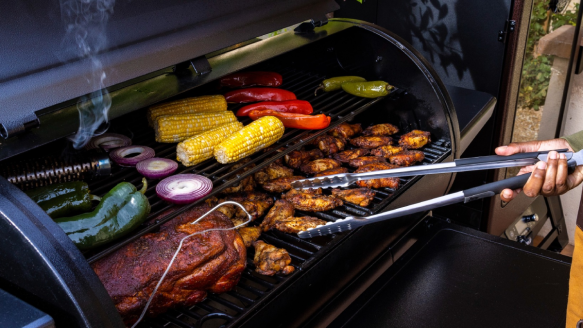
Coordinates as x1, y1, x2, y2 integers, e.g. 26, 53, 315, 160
294, 16, 329, 34
174, 56, 212, 76
498, 20, 516, 44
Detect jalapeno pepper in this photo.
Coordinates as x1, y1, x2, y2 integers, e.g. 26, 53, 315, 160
248, 110, 331, 130
341, 81, 395, 98
314, 76, 366, 96
219, 71, 283, 88
25, 182, 100, 219
224, 88, 296, 103
236, 100, 313, 117
55, 178, 151, 250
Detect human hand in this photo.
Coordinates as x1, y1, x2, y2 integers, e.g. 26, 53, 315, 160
495, 138, 583, 202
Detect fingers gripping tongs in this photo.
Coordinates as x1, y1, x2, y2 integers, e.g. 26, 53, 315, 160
296, 149, 583, 239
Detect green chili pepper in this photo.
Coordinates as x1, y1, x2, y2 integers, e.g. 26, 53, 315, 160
314, 76, 366, 96
25, 182, 101, 219
55, 178, 151, 250
341, 81, 395, 98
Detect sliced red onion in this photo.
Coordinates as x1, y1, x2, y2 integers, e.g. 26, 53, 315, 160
156, 174, 213, 204
86, 133, 132, 151
110, 145, 155, 167
136, 158, 178, 179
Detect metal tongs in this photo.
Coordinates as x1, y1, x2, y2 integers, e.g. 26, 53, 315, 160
297, 149, 583, 239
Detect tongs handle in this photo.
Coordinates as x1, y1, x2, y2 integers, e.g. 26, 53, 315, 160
454, 149, 569, 166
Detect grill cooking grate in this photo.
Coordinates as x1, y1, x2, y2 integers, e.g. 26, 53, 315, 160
80, 66, 450, 327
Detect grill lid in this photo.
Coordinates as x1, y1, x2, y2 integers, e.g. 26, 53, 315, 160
0, 0, 338, 139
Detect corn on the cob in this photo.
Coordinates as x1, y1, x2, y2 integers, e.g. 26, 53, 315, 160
147, 95, 227, 126
176, 122, 244, 166
214, 116, 285, 164
154, 111, 238, 143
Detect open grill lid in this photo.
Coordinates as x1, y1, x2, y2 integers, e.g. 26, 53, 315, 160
0, 0, 338, 140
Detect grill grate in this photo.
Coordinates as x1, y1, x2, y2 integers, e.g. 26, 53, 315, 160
80, 66, 450, 328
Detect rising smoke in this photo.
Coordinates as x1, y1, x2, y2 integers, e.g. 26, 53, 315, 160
60, 0, 115, 149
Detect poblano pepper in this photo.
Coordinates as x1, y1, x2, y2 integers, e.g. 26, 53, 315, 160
55, 178, 151, 250
314, 76, 366, 96
341, 81, 395, 98
25, 182, 100, 219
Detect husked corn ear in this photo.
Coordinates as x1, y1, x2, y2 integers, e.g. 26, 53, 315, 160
176, 122, 244, 166
214, 116, 285, 164
154, 111, 238, 143
147, 95, 227, 126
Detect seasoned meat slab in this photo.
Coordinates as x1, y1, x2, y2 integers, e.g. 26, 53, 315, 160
328, 123, 362, 139
253, 241, 295, 276
398, 130, 431, 149
349, 136, 393, 149
362, 123, 399, 136
92, 206, 246, 326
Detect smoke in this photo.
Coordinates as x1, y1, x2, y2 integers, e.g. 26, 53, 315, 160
60, 0, 115, 149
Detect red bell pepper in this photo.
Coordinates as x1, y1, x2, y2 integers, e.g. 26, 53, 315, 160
236, 100, 313, 117
219, 71, 283, 88
224, 88, 296, 103
249, 110, 331, 130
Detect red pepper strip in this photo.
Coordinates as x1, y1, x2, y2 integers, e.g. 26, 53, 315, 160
236, 100, 313, 117
224, 88, 296, 104
219, 72, 283, 88
249, 110, 331, 130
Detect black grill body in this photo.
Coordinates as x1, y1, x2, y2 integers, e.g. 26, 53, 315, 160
0, 20, 460, 328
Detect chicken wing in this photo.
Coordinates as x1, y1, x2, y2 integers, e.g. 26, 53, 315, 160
220, 192, 274, 221
328, 123, 362, 139
284, 149, 324, 169
312, 135, 346, 155
370, 145, 405, 158
314, 167, 349, 177
254, 162, 294, 185
398, 130, 431, 149
331, 188, 376, 207
283, 188, 343, 212
389, 150, 425, 166
273, 216, 327, 234
348, 156, 387, 168
253, 241, 295, 276
205, 197, 236, 219
362, 123, 399, 136
261, 199, 295, 231
355, 163, 400, 189
238, 227, 262, 247
261, 176, 306, 193
332, 148, 370, 163
300, 158, 342, 175
222, 158, 257, 193
349, 136, 392, 149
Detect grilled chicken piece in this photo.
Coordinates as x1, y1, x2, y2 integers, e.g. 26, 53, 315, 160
398, 130, 431, 149
205, 197, 236, 219
285, 149, 324, 169
238, 227, 262, 247
314, 167, 349, 177
253, 241, 295, 276
220, 192, 274, 222
254, 162, 294, 185
329, 123, 362, 139
355, 163, 400, 189
389, 150, 425, 166
222, 158, 256, 193
284, 188, 323, 197
261, 176, 306, 193
349, 136, 392, 149
348, 156, 387, 168
283, 188, 343, 212
331, 188, 376, 207
312, 135, 346, 155
362, 123, 399, 136
300, 158, 342, 175
370, 145, 405, 158
332, 148, 370, 163
261, 199, 295, 231
273, 216, 327, 234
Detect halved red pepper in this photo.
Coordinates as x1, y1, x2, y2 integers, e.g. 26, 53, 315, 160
224, 88, 296, 103
249, 110, 331, 130
219, 71, 283, 88
236, 100, 313, 117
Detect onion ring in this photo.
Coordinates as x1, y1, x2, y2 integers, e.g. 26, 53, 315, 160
156, 174, 213, 204
85, 133, 132, 151
110, 146, 155, 167
136, 158, 178, 179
